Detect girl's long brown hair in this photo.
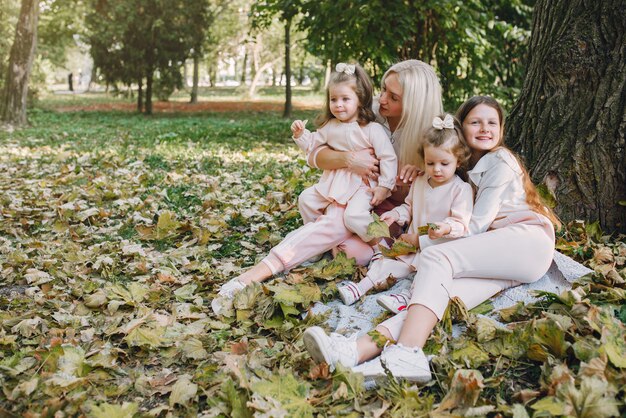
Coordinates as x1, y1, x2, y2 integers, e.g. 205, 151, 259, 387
456, 96, 560, 227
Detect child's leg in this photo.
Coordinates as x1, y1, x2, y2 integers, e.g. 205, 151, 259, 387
333, 235, 375, 266
358, 257, 413, 294
298, 186, 331, 223
343, 186, 374, 243
338, 257, 413, 305
262, 202, 354, 273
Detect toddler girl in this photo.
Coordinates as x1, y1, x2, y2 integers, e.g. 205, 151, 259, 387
211, 63, 396, 315
337, 114, 473, 306
291, 63, 397, 243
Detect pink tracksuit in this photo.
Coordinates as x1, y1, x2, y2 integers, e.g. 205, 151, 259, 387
294, 119, 397, 242
378, 148, 556, 340
363, 174, 473, 288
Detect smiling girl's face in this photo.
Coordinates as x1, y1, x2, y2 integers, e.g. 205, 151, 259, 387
462, 104, 502, 159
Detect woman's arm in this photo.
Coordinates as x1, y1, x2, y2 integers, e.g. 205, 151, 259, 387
308, 146, 380, 179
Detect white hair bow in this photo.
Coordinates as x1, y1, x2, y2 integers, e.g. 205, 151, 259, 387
432, 114, 454, 130
335, 63, 356, 75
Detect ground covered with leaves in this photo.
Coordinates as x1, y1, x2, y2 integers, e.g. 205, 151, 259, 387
1, 103, 625, 417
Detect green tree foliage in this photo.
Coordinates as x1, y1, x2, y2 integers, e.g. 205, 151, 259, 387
86, 0, 208, 114
298, 0, 533, 109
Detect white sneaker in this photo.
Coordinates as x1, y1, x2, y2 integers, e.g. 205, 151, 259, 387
350, 356, 386, 388
302, 326, 358, 371
380, 343, 432, 383
337, 281, 362, 305
210, 278, 247, 315
376, 289, 412, 314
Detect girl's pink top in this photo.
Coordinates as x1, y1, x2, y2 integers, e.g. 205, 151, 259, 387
293, 119, 397, 205
389, 174, 473, 238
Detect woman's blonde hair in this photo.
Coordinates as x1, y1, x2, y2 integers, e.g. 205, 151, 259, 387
315, 63, 376, 128
418, 114, 471, 170
456, 96, 560, 227
382, 60, 443, 168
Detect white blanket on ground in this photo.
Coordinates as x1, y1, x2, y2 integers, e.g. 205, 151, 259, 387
309, 251, 592, 336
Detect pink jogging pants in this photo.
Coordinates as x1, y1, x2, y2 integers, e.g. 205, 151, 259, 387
379, 212, 555, 340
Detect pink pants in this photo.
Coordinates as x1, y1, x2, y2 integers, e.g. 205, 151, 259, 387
379, 212, 555, 340
298, 185, 375, 242
262, 203, 373, 274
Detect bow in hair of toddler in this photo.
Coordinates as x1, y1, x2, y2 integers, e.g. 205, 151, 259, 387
432, 114, 454, 130
335, 63, 356, 75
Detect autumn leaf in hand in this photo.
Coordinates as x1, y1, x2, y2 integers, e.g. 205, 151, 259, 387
367, 213, 390, 239
380, 240, 417, 258
417, 223, 440, 235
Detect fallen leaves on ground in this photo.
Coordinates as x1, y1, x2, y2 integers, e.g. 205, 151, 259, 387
0, 110, 624, 416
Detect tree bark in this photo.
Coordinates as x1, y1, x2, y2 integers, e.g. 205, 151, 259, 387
145, 71, 153, 115
190, 54, 199, 103
507, 0, 626, 232
0, 0, 39, 126
282, 16, 292, 119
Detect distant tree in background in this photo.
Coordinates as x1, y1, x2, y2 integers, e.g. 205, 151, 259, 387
252, 0, 303, 118
0, 0, 39, 125
86, 0, 208, 114
507, 0, 626, 232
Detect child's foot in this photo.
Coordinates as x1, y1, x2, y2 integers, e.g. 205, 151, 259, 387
337, 281, 362, 305
210, 278, 246, 315
302, 326, 358, 371
376, 289, 412, 314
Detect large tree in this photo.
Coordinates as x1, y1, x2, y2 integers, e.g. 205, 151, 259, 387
507, 0, 626, 232
87, 0, 207, 114
0, 0, 39, 125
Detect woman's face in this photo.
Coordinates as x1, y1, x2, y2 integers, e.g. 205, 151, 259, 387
379, 73, 403, 119
462, 104, 501, 156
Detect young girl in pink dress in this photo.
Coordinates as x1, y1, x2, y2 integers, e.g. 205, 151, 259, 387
291, 63, 397, 244
211, 63, 397, 315
336, 114, 473, 306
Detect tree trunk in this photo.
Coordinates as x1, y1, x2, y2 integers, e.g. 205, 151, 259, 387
0, 0, 39, 126
145, 71, 153, 115
190, 54, 199, 103
507, 0, 626, 232
137, 78, 143, 112
240, 50, 247, 84
282, 16, 292, 119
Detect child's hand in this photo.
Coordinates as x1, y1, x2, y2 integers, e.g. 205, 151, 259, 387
370, 186, 391, 206
398, 233, 419, 249
291, 119, 307, 138
380, 211, 398, 226
427, 222, 451, 239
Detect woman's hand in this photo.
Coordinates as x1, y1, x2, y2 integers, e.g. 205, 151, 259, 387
398, 233, 419, 249
347, 148, 380, 180
380, 211, 399, 226
397, 164, 422, 185
427, 222, 451, 239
